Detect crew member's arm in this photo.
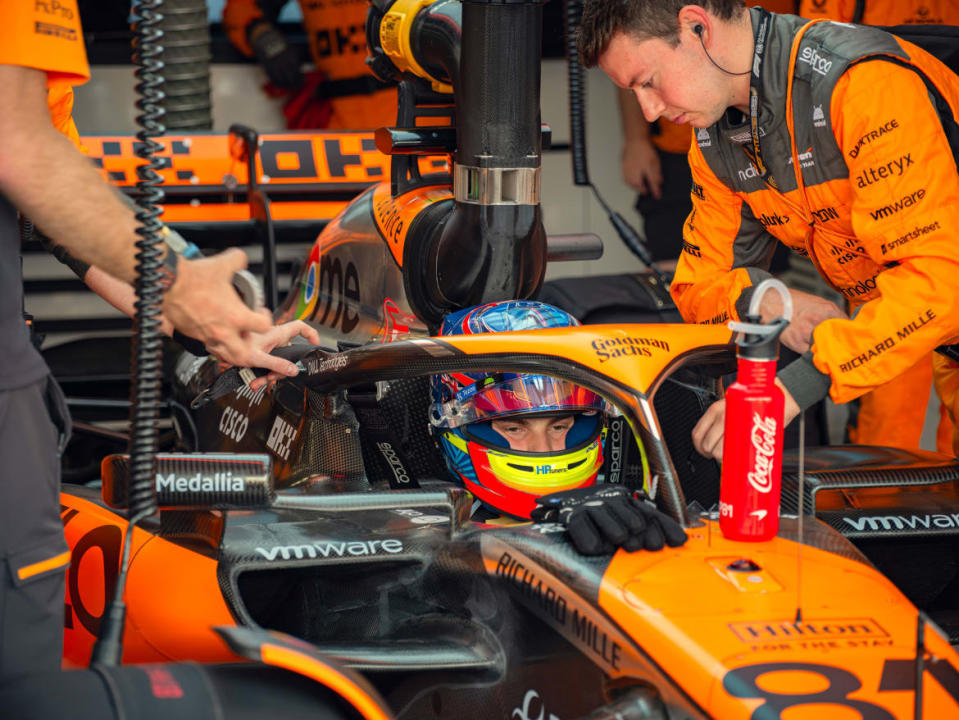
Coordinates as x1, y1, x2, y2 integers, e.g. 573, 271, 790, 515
618, 88, 662, 199
675, 139, 834, 459
0, 64, 298, 376
791, 58, 959, 406
223, 0, 302, 88
669, 139, 780, 328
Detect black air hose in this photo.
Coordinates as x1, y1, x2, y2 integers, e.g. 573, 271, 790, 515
91, 0, 166, 667
563, 0, 669, 285
564, 0, 589, 187
128, 0, 164, 522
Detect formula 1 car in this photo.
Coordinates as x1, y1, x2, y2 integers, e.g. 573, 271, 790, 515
55, 0, 959, 717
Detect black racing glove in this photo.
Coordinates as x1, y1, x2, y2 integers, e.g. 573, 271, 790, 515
530, 485, 688, 556
249, 21, 304, 89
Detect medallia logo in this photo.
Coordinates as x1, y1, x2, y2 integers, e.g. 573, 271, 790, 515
747, 413, 777, 493
156, 471, 244, 493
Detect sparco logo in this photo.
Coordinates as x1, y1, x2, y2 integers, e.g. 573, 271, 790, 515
799, 46, 832, 76
606, 419, 623, 483
511, 689, 560, 720
255, 539, 404, 560
156, 471, 244, 493
376, 441, 411, 485
843, 513, 959, 532
696, 128, 711, 148
747, 413, 777, 493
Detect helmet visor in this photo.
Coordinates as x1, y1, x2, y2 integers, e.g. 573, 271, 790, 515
430, 374, 608, 428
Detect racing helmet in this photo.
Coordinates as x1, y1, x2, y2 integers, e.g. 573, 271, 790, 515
429, 301, 610, 519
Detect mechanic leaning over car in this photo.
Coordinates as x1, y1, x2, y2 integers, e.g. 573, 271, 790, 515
223, 0, 398, 130
792, 0, 959, 455
429, 300, 688, 556
578, 0, 959, 459
0, 0, 309, 683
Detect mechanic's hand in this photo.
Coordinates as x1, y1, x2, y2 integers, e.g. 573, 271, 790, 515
759, 288, 846, 355
249, 21, 303, 89
530, 485, 687, 555
692, 382, 800, 461
247, 321, 322, 391
621, 136, 663, 199
163, 249, 299, 376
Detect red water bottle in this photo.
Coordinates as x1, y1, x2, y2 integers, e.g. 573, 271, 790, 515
719, 280, 791, 541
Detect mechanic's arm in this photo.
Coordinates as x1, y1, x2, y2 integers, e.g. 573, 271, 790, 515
618, 88, 662, 199
0, 64, 297, 376
669, 141, 780, 328
84, 266, 320, 357
783, 60, 959, 408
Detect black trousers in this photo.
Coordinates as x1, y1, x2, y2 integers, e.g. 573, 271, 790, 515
0, 376, 71, 682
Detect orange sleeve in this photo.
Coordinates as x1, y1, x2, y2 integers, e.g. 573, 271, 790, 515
669, 141, 778, 327
0, 0, 88, 84
809, 56, 959, 403
223, 0, 268, 57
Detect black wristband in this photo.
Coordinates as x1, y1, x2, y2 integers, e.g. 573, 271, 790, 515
172, 329, 207, 356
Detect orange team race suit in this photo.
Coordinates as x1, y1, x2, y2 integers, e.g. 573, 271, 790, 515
799, 0, 959, 451
224, 0, 397, 130
798, 0, 959, 26
0, 0, 86, 681
671, 9, 959, 453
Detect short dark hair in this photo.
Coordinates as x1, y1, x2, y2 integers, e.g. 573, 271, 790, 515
577, 0, 746, 67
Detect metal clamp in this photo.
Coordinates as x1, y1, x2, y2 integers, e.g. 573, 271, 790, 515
453, 165, 540, 205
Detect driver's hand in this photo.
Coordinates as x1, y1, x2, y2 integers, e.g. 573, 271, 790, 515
163, 249, 299, 377
531, 485, 687, 555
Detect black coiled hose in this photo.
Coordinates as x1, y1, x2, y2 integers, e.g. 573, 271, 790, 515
562, 0, 669, 286
563, 0, 590, 187
129, 0, 164, 521
90, 0, 165, 667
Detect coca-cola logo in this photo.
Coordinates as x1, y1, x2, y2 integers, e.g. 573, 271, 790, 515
747, 413, 777, 493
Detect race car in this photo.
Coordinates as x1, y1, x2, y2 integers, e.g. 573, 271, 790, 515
61, 320, 959, 718
52, 0, 959, 716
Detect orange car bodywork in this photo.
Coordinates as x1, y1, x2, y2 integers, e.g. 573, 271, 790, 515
59, 321, 959, 717
81, 132, 448, 225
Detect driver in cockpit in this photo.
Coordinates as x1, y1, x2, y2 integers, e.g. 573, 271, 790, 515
428, 300, 687, 555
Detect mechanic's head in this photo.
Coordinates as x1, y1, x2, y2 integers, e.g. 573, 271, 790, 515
578, 1, 748, 129
429, 301, 610, 519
